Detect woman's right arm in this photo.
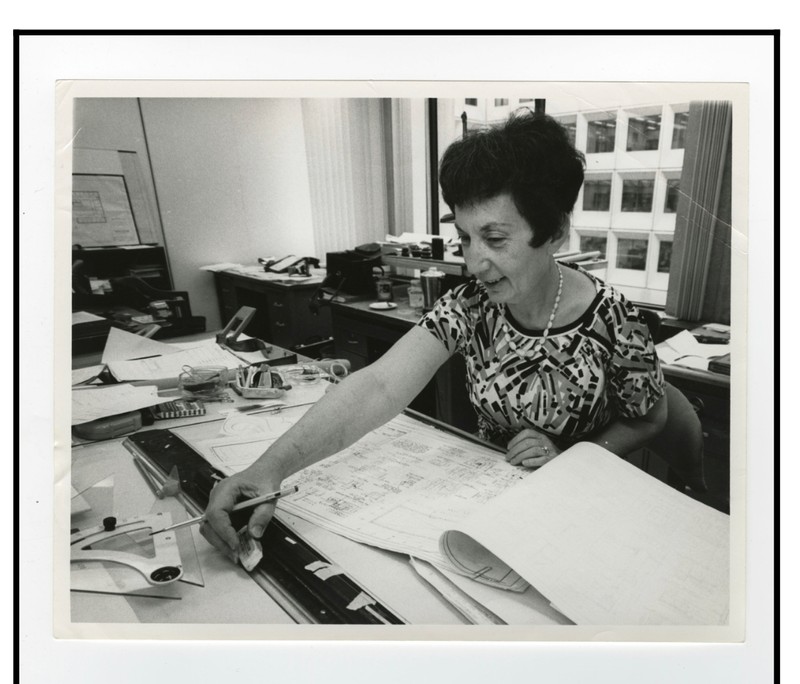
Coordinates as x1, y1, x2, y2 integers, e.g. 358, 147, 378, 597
202, 325, 451, 555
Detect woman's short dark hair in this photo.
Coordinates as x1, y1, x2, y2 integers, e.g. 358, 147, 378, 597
439, 111, 585, 248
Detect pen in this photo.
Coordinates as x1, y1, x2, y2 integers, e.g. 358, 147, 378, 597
148, 485, 299, 536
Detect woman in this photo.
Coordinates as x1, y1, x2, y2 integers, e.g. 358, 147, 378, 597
202, 111, 668, 557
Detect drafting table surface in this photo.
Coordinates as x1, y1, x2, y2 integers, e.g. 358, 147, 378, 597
69, 415, 470, 625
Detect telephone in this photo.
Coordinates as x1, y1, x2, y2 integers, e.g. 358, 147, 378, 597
258, 255, 320, 276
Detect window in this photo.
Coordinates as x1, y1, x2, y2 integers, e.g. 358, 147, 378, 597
582, 179, 612, 211
580, 234, 607, 259
626, 114, 662, 151
586, 117, 616, 153
621, 179, 655, 212
494, 98, 509, 107
464, 98, 478, 106
657, 240, 673, 273
664, 178, 681, 213
562, 121, 576, 147
616, 237, 649, 270
672, 111, 689, 149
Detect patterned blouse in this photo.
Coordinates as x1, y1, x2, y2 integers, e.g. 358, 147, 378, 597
417, 263, 666, 448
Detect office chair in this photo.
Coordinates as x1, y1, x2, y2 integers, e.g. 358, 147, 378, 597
637, 306, 709, 495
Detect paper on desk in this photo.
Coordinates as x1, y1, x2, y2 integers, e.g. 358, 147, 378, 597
72, 311, 106, 325
101, 327, 180, 364
439, 443, 730, 625
657, 330, 731, 370
72, 365, 106, 386
199, 262, 242, 272
107, 344, 242, 384
71, 383, 163, 425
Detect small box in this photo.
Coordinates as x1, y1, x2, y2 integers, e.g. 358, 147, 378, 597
233, 367, 290, 399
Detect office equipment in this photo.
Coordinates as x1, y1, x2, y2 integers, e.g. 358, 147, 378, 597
151, 399, 206, 420
178, 365, 230, 400
233, 364, 291, 400
323, 247, 384, 295
259, 255, 320, 275
72, 410, 144, 441
150, 485, 300, 536
71, 512, 184, 586
215, 306, 261, 351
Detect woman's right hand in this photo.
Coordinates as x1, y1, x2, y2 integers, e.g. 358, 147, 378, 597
200, 466, 282, 561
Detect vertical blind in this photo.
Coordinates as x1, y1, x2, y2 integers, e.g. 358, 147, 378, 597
301, 99, 392, 258
666, 101, 733, 323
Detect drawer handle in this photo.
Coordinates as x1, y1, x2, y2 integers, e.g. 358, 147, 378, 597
275, 321, 287, 328
347, 339, 360, 345
272, 302, 285, 308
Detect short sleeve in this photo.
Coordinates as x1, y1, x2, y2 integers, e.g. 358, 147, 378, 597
415, 284, 474, 355
606, 305, 667, 418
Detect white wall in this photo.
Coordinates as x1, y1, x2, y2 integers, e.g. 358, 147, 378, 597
139, 98, 316, 329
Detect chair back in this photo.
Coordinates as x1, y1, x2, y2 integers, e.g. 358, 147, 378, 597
648, 383, 708, 494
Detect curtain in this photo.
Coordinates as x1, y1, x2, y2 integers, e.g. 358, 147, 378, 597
666, 101, 733, 323
300, 99, 393, 259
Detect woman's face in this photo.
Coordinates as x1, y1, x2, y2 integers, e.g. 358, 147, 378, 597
454, 193, 555, 309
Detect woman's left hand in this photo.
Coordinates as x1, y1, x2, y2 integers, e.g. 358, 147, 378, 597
506, 429, 561, 468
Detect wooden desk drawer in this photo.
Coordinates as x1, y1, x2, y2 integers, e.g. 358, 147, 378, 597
333, 326, 368, 357
267, 291, 290, 312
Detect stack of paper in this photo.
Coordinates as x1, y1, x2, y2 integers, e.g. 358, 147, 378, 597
71, 384, 163, 425
657, 330, 731, 370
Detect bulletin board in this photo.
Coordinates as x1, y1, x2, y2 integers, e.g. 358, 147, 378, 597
72, 147, 163, 247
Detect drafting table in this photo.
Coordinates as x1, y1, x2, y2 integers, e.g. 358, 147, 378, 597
69, 408, 543, 626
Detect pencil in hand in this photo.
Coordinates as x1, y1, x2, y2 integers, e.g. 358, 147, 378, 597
148, 485, 299, 536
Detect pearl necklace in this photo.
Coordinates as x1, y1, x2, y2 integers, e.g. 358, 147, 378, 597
536, 263, 563, 352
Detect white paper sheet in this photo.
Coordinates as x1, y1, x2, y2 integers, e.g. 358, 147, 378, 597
182, 413, 532, 591
107, 345, 242, 384
101, 327, 181, 364
440, 443, 730, 625
72, 311, 106, 325
72, 365, 106, 386
657, 330, 731, 370
71, 384, 163, 425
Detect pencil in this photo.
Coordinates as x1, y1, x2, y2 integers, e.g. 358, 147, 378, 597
148, 485, 299, 536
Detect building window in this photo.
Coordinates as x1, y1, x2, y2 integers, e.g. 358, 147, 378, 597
494, 98, 509, 107
672, 111, 689, 149
664, 178, 681, 213
580, 235, 607, 259
657, 240, 673, 273
616, 237, 649, 270
519, 98, 533, 103
582, 179, 612, 211
621, 179, 655, 212
586, 117, 616, 153
563, 121, 576, 147
626, 114, 662, 151
464, 98, 478, 106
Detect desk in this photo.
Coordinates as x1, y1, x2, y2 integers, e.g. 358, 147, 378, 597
330, 298, 478, 433
69, 389, 564, 627
211, 270, 332, 350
